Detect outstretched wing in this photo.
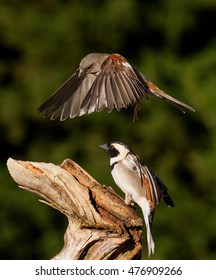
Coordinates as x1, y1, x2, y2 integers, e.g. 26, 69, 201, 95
37, 70, 98, 121
38, 54, 150, 121
81, 54, 149, 114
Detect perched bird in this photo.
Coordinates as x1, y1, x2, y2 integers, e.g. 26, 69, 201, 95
100, 141, 174, 257
37, 53, 195, 121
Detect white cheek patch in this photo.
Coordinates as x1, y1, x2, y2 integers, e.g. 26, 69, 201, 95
110, 154, 123, 166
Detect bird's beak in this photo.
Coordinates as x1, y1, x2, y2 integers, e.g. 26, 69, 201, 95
99, 143, 109, 151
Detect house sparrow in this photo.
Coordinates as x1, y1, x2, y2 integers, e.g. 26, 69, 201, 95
37, 53, 195, 121
100, 141, 174, 257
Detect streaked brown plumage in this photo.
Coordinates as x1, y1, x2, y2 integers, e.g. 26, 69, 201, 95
38, 53, 195, 121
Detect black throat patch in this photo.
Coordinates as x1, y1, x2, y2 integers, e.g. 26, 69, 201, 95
108, 146, 119, 170
108, 146, 119, 158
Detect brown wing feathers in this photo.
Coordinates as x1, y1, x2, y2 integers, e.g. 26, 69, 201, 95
38, 53, 194, 120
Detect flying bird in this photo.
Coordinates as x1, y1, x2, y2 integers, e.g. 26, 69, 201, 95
100, 141, 174, 257
37, 53, 195, 121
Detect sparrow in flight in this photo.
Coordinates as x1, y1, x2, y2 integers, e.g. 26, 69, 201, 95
100, 141, 174, 257
37, 53, 195, 121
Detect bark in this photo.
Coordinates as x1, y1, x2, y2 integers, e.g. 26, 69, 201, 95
7, 158, 143, 260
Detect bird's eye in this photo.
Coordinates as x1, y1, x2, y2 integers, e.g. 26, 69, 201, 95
110, 144, 114, 149
86, 65, 92, 71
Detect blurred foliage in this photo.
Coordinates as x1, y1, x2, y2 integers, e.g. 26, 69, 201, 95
0, 0, 216, 260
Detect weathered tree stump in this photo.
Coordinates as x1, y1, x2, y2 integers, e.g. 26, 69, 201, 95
7, 158, 143, 260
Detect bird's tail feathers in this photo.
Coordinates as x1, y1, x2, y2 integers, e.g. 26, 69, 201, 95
136, 71, 195, 113
146, 80, 195, 113
139, 199, 155, 257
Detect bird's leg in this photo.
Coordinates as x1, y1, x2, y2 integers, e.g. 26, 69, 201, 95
133, 103, 142, 123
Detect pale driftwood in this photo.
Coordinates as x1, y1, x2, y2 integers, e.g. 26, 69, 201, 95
7, 158, 143, 260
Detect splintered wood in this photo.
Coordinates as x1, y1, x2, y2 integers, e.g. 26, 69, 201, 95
7, 158, 143, 260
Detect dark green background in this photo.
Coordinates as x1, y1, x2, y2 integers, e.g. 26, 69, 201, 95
0, 0, 215, 259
